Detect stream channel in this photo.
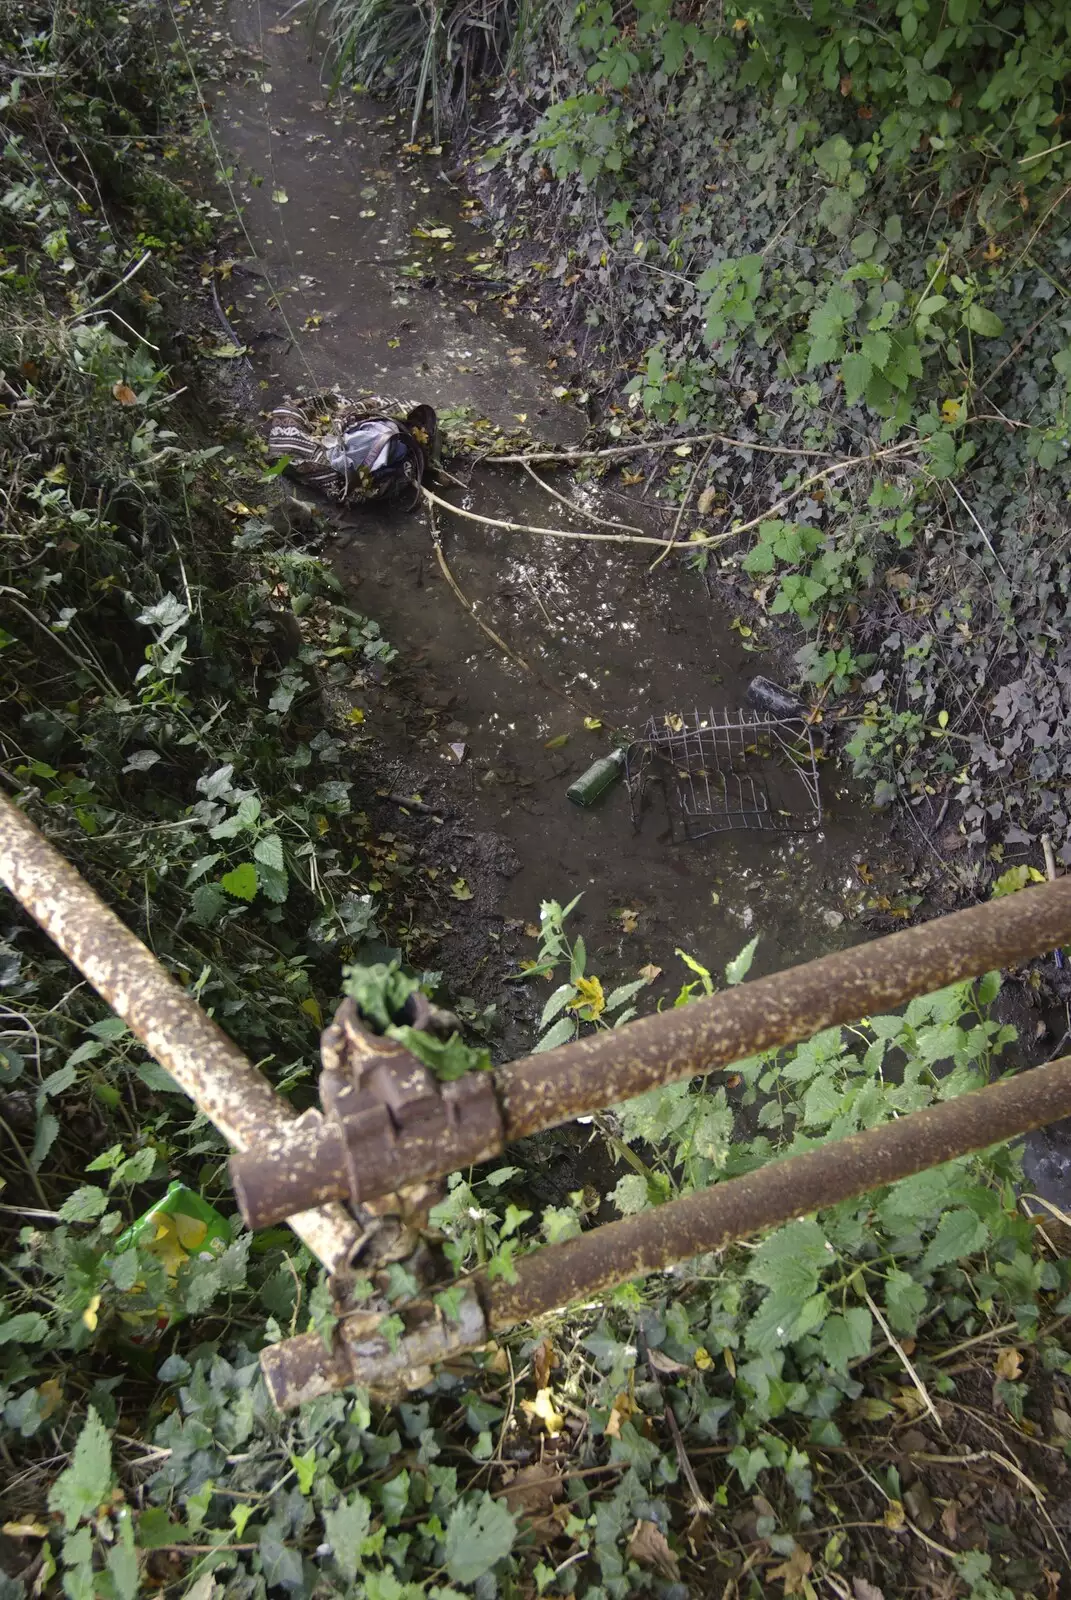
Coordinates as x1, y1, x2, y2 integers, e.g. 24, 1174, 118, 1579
201, 0, 903, 1041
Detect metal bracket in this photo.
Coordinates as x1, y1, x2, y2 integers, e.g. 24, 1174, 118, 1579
230, 995, 504, 1232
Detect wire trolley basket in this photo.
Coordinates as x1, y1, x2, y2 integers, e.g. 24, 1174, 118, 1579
627, 707, 822, 840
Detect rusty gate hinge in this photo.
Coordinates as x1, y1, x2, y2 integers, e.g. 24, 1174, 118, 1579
230, 994, 504, 1233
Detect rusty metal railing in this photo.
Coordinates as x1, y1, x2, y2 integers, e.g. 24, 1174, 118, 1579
3, 789, 1071, 1410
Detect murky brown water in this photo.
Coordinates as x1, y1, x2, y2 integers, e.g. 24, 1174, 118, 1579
203, 0, 897, 995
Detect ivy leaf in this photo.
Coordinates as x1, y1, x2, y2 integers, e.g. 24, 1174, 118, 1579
323, 1492, 371, 1581
47, 1406, 113, 1528
444, 1492, 516, 1585
220, 862, 258, 901
921, 1208, 987, 1271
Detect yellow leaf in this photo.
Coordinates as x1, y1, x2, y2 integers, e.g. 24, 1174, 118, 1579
346, 708, 366, 724
82, 1294, 101, 1331
693, 1346, 713, 1371
301, 996, 323, 1029
520, 1387, 565, 1436
583, 717, 603, 730
451, 877, 474, 901
604, 1390, 638, 1439
568, 974, 605, 1019
544, 732, 570, 750
994, 1346, 1023, 1382
2, 1522, 48, 1539
37, 1378, 63, 1418
941, 397, 963, 424
618, 908, 639, 933
883, 1499, 906, 1531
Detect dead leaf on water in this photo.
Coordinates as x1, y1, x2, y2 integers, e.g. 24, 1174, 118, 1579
544, 733, 570, 749
450, 878, 473, 901
638, 963, 662, 984
618, 908, 639, 933
627, 1520, 679, 1580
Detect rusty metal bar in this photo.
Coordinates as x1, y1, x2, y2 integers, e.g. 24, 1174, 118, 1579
0, 793, 361, 1275
261, 1046, 1071, 1407
231, 874, 1071, 1227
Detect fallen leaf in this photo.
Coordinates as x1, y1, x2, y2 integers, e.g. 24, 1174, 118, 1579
852, 1580, 885, 1600
524, 922, 540, 938
646, 1347, 687, 1375
939, 1501, 959, 1541
994, 1346, 1023, 1382
112, 381, 137, 405
769, 1542, 812, 1596
37, 1377, 63, 1418
82, 1294, 101, 1332
697, 485, 718, 515
544, 732, 570, 750
271, 188, 288, 204
621, 469, 644, 485
693, 1346, 714, 1371
533, 1337, 554, 1390
627, 1519, 679, 1580
583, 716, 602, 730
638, 963, 662, 984
618, 908, 639, 933
520, 1387, 564, 1436
664, 712, 684, 733
883, 1498, 905, 1531
604, 1390, 638, 1439
503, 1462, 563, 1519
2, 1522, 49, 1539
450, 878, 473, 901
206, 343, 248, 359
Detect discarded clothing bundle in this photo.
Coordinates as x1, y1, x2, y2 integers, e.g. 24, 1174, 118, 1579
268, 391, 438, 507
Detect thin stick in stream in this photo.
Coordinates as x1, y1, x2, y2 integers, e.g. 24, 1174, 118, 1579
521, 461, 644, 536
421, 485, 731, 553
426, 509, 621, 735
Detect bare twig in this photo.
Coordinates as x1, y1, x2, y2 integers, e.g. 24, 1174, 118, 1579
861, 1284, 944, 1433
420, 484, 730, 553
521, 461, 644, 536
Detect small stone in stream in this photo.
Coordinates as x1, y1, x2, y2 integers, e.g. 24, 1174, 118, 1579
822, 909, 845, 930
445, 742, 467, 762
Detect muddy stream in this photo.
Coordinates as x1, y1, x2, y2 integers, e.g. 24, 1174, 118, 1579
201, 0, 903, 1030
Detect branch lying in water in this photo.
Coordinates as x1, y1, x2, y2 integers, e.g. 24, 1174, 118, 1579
489, 433, 922, 469
420, 485, 732, 553
423, 436, 920, 554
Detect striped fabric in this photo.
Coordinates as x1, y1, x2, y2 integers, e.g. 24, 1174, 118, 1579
267, 391, 434, 506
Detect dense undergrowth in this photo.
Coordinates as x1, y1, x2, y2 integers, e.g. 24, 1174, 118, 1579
2, 0, 1071, 1597
366, 0, 1071, 883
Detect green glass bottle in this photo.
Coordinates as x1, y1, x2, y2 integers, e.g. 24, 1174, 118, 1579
567, 747, 628, 807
